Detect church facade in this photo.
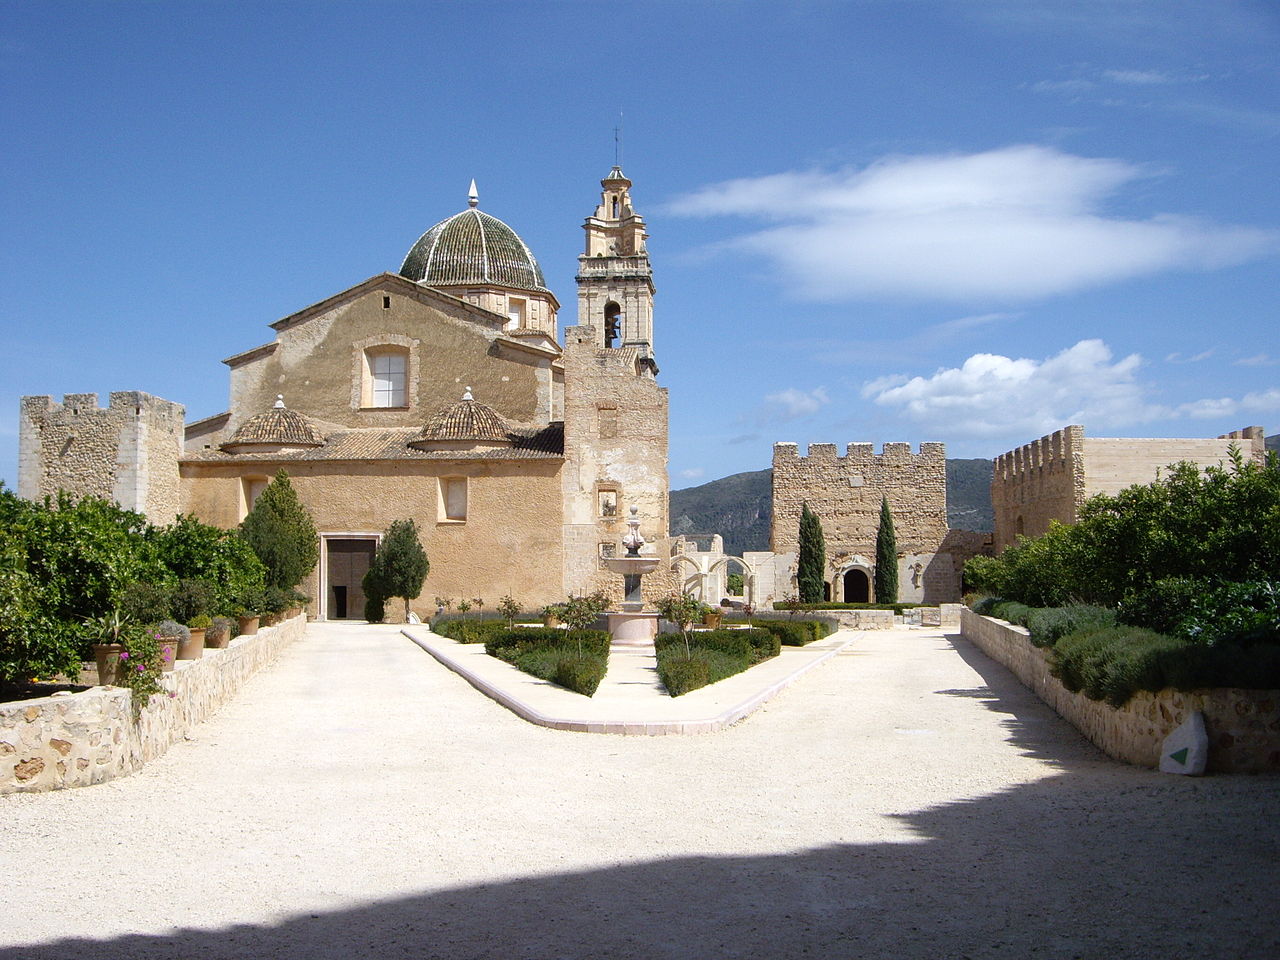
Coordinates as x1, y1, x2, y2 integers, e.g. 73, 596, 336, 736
20, 169, 671, 620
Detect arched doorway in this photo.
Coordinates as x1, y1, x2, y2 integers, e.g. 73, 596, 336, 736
843, 568, 871, 603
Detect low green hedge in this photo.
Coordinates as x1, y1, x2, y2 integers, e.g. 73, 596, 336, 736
654, 628, 780, 696
772, 602, 925, 613
483, 627, 611, 696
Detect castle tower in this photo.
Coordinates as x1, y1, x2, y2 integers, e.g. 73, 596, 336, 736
576, 166, 656, 368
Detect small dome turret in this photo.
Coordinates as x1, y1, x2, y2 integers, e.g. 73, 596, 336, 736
409, 388, 513, 452
221, 396, 325, 453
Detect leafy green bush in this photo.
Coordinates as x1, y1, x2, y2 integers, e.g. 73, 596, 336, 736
482, 627, 610, 696
119, 581, 171, 626
151, 514, 265, 616
746, 618, 831, 645
989, 601, 1034, 626
970, 596, 1002, 616
238, 469, 318, 590
434, 617, 513, 644
364, 595, 385, 623
1025, 604, 1117, 648
553, 655, 607, 696
657, 654, 710, 696
170, 579, 215, 624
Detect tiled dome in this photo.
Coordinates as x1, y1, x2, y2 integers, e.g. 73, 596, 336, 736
399, 185, 548, 293
221, 397, 324, 452
409, 389, 512, 450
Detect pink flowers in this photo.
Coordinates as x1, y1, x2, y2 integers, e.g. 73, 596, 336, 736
136, 664, 144, 673
118, 651, 129, 660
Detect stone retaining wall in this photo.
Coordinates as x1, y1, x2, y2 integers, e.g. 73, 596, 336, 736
961, 608, 1280, 773
0, 614, 306, 794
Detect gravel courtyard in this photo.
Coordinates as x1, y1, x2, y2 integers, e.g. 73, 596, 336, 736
3, 622, 1277, 959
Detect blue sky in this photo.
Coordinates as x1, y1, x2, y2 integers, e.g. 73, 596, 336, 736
2, 0, 1277, 491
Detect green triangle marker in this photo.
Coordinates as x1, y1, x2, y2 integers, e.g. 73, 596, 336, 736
1169, 747, 1189, 765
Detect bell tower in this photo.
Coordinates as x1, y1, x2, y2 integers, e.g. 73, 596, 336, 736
576, 166, 657, 370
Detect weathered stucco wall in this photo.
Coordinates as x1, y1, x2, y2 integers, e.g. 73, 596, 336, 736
961, 608, 1280, 772
18, 391, 184, 524
0, 614, 305, 795
223, 277, 555, 441
182, 458, 565, 613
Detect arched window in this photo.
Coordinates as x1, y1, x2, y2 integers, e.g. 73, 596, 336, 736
604, 301, 621, 348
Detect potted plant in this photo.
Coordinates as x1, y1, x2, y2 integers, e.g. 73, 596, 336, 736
702, 603, 723, 629
261, 585, 290, 626
235, 586, 263, 636
116, 626, 169, 719
153, 620, 186, 672
542, 603, 564, 628
181, 614, 210, 659
205, 615, 234, 649
85, 609, 131, 686
289, 589, 311, 619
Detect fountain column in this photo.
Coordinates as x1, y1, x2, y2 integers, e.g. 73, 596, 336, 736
602, 506, 661, 644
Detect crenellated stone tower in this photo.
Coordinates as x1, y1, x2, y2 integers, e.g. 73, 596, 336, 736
561, 167, 669, 597
575, 166, 656, 369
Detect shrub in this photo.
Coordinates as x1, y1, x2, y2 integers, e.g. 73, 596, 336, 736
553, 655, 607, 696
238, 469, 318, 590
364, 595, 386, 623
989, 601, 1033, 626
437, 617, 511, 644
874, 497, 898, 603
207, 616, 234, 644
119, 581, 171, 626
115, 625, 169, 718
363, 519, 429, 621
154, 619, 190, 641
797, 503, 826, 603
657, 654, 709, 696
1052, 626, 1189, 706
1025, 605, 1117, 648
150, 514, 265, 616
971, 596, 1002, 616
170, 579, 215, 624
748, 619, 818, 646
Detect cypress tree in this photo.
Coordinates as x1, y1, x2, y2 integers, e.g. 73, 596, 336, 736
797, 502, 826, 603
364, 519, 429, 621
238, 469, 318, 589
874, 496, 899, 603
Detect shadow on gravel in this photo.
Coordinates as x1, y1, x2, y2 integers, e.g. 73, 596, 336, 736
938, 632, 1104, 767
8, 775, 1279, 957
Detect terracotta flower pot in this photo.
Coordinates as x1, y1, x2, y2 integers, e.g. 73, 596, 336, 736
178, 629, 204, 660
703, 612, 723, 629
205, 630, 230, 649
238, 615, 259, 637
543, 614, 561, 628
158, 638, 178, 673
94, 643, 125, 686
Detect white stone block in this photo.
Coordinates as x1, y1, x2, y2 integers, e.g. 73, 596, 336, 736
1159, 711, 1208, 775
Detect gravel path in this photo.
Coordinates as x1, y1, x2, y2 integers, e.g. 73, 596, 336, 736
3, 623, 1276, 959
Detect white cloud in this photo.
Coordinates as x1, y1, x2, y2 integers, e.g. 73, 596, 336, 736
679, 467, 705, 480
755, 386, 830, 424
1102, 68, 1175, 85
1235, 353, 1278, 367
1179, 388, 1280, 419
1165, 349, 1214, 363
863, 339, 1161, 438
668, 146, 1276, 303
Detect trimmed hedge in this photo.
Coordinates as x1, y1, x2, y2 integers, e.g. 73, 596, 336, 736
772, 601, 925, 613
1024, 604, 1116, 648
747, 618, 825, 646
483, 627, 611, 697
654, 628, 780, 696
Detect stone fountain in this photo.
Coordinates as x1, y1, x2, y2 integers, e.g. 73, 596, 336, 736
602, 506, 661, 644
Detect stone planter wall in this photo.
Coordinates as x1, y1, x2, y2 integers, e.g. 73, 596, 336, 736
0, 613, 306, 794
961, 607, 1280, 773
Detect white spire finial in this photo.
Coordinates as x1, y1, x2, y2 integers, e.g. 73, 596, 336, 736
463, 386, 473, 401
468, 179, 478, 208
274, 395, 285, 409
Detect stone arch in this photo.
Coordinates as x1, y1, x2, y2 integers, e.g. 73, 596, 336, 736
708, 555, 756, 605
834, 557, 874, 603
669, 555, 706, 600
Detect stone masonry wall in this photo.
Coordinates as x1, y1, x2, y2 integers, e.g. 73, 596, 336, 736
0, 614, 305, 794
560, 324, 669, 599
961, 608, 1280, 772
992, 424, 1267, 552
771, 441, 954, 601
18, 391, 184, 524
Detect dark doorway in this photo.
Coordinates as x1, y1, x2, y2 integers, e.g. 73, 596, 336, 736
327, 539, 377, 620
843, 569, 870, 603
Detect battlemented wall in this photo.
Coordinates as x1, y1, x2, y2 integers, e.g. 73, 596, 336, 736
771, 441, 955, 602
992, 425, 1267, 551
18, 391, 184, 524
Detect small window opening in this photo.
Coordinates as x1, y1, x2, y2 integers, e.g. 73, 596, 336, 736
604, 302, 621, 348
441, 477, 468, 522
382, 296, 391, 309
611, 196, 619, 218
366, 350, 407, 407
507, 296, 527, 331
